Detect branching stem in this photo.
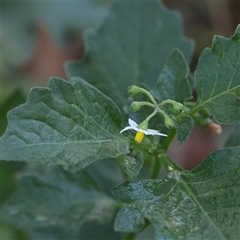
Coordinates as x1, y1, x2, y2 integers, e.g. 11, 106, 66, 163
149, 153, 163, 179
159, 99, 179, 107
162, 127, 176, 152
139, 88, 158, 105
137, 101, 156, 108
145, 109, 158, 122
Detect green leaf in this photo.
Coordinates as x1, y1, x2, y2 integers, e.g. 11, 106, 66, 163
187, 72, 195, 92
225, 123, 240, 147
191, 25, 240, 124
66, 0, 194, 107
149, 49, 193, 143
173, 114, 194, 144
116, 152, 143, 178
0, 77, 128, 171
112, 147, 240, 239
1, 167, 117, 234
0, 161, 26, 205
25, 159, 124, 240
150, 49, 192, 103
27, 227, 72, 240
235, 86, 240, 100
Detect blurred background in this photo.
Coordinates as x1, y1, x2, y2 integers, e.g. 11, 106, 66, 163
1, 0, 239, 239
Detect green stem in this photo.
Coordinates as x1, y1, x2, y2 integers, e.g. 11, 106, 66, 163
137, 101, 156, 108
188, 105, 202, 116
145, 109, 158, 122
162, 127, 176, 152
156, 108, 172, 126
138, 88, 158, 105
123, 233, 136, 240
149, 153, 163, 179
159, 99, 179, 107
183, 101, 196, 107
162, 156, 182, 171
139, 110, 158, 129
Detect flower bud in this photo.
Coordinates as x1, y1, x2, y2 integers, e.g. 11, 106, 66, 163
173, 102, 185, 113
163, 114, 174, 129
130, 101, 142, 112
128, 85, 140, 96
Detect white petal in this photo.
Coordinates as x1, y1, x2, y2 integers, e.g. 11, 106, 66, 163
128, 118, 138, 128
145, 129, 167, 136
146, 129, 161, 134
152, 132, 168, 137
120, 126, 133, 133
135, 128, 149, 134
120, 118, 167, 137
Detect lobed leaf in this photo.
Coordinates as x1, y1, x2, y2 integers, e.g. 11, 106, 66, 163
192, 25, 240, 124
1, 167, 117, 234
112, 147, 240, 239
0, 77, 128, 171
66, 0, 194, 107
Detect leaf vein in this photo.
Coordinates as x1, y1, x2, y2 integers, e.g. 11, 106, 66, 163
208, 56, 223, 100
182, 180, 226, 239
40, 100, 97, 139
227, 55, 240, 90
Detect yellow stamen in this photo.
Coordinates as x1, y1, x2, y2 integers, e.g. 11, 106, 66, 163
135, 131, 145, 143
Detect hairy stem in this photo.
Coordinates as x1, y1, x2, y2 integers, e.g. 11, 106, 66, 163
159, 99, 180, 107
149, 153, 163, 179
162, 127, 176, 152
145, 109, 158, 122
137, 101, 156, 108
139, 88, 158, 105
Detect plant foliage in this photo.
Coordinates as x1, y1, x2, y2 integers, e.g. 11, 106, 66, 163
1, 0, 240, 239
1, 77, 128, 171
112, 147, 240, 239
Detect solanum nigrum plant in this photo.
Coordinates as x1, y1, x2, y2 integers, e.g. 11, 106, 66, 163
1, 1, 240, 239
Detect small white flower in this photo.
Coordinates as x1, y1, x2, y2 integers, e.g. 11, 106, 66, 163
120, 118, 167, 143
